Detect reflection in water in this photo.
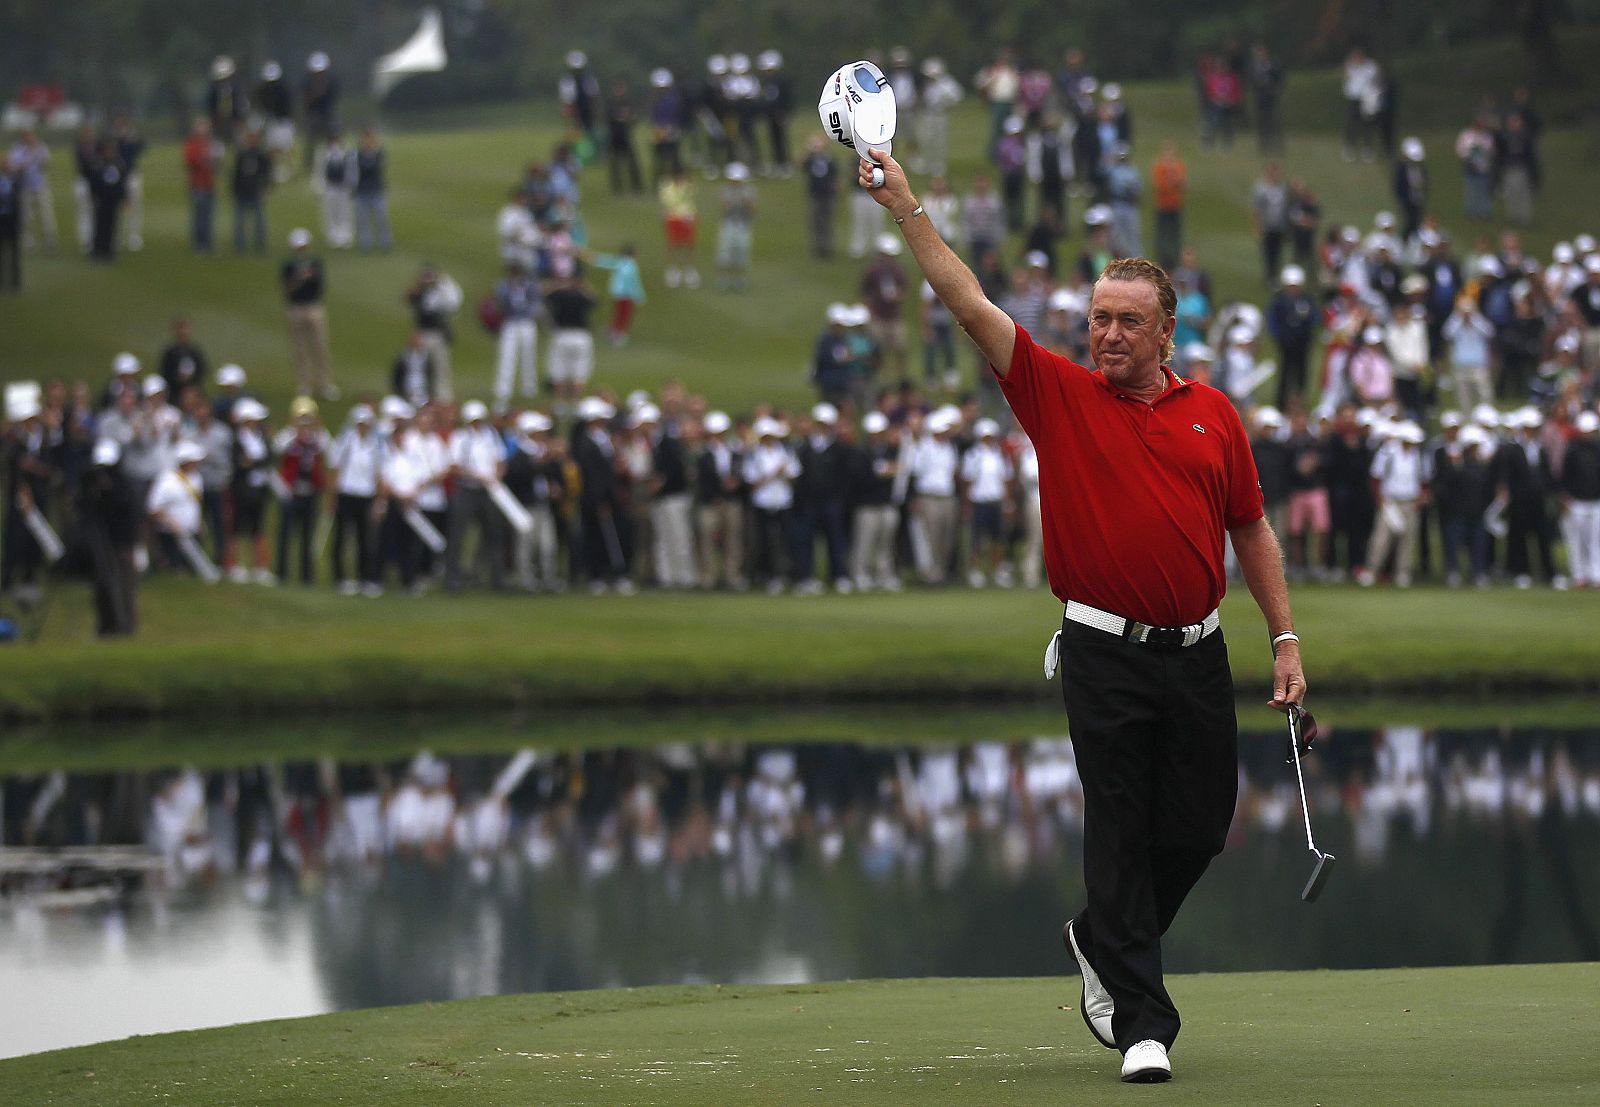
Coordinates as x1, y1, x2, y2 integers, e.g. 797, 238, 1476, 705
2, 723, 1599, 1058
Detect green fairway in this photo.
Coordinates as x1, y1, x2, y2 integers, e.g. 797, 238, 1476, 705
10, 37, 1600, 417
2, 578, 1598, 725
3, 964, 1594, 1104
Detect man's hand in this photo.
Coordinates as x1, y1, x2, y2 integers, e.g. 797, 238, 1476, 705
857, 149, 918, 219
1269, 641, 1306, 712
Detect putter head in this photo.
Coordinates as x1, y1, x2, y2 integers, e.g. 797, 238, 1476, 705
818, 60, 896, 186
1284, 702, 1320, 763
1300, 849, 1336, 902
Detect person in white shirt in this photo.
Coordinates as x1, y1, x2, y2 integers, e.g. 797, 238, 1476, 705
1385, 276, 1431, 419
742, 417, 800, 593
1359, 423, 1428, 588
330, 404, 383, 595
445, 401, 506, 591
1015, 432, 1043, 588
914, 57, 963, 176
376, 411, 427, 593
961, 419, 1014, 587
407, 405, 453, 579
910, 409, 961, 583
497, 191, 540, 271
319, 131, 358, 248
1341, 47, 1382, 162
147, 441, 207, 573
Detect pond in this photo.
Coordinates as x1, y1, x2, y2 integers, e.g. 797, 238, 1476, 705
2, 711, 1598, 1059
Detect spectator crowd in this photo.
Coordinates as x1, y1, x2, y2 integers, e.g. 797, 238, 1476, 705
4, 41, 1600, 641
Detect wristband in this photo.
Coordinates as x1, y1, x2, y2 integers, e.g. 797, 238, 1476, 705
1271, 631, 1300, 656
893, 205, 924, 225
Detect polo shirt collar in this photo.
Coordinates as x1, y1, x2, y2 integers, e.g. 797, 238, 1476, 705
1090, 365, 1193, 405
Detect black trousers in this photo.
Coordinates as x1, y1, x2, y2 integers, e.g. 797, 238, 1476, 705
332, 493, 375, 583
276, 493, 317, 583
0, 220, 20, 290
1061, 620, 1238, 1051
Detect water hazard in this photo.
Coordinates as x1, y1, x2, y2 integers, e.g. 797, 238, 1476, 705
3, 716, 1598, 1058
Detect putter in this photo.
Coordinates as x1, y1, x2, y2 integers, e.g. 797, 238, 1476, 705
1285, 703, 1335, 902
818, 60, 896, 187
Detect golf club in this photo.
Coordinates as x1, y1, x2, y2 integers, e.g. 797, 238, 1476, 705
818, 60, 896, 187
1286, 703, 1335, 902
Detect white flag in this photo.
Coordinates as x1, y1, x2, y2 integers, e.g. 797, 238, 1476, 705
373, 8, 448, 99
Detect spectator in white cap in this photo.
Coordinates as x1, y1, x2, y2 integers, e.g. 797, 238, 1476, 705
1219, 324, 1259, 406
634, 403, 696, 588
716, 161, 757, 292
1393, 137, 1427, 242
908, 408, 961, 584
331, 404, 383, 596
282, 228, 338, 400
1180, 342, 1216, 387
446, 401, 507, 592
302, 52, 341, 173
558, 50, 601, 146
1349, 324, 1395, 406
1535, 333, 1582, 406
1105, 142, 1143, 259
794, 402, 852, 594
849, 410, 901, 591
375, 411, 426, 595
1358, 421, 1427, 588
961, 418, 1014, 587
1560, 410, 1600, 589
1266, 265, 1316, 410
227, 399, 275, 584
211, 363, 248, 422
121, 376, 181, 513
695, 411, 746, 590
147, 440, 207, 571
275, 397, 329, 586
1545, 242, 1582, 302
1492, 406, 1557, 588
571, 397, 630, 592
1443, 293, 1495, 412
80, 436, 140, 635
742, 416, 801, 593
504, 411, 566, 592
861, 233, 910, 379
1387, 274, 1432, 418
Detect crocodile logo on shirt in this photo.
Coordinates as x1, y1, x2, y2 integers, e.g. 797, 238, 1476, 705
1192, 423, 1207, 434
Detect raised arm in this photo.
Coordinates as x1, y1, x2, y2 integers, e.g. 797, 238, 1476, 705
858, 149, 1018, 376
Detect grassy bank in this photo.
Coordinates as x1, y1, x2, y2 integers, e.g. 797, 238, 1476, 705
2, 579, 1598, 725
3, 963, 1594, 1104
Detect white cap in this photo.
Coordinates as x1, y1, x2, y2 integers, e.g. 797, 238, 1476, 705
1280, 265, 1306, 286
922, 57, 945, 77
1439, 410, 1463, 428
211, 55, 236, 80
233, 398, 268, 424
1340, 225, 1361, 244
1576, 234, 1597, 254
1402, 137, 1425, 161
1255, 407, 1285, 429
307, 51, 330, 72
1557, 333, 1581, 354
1477, 256, 1505, 278
875, 233, 903, 256
1419, 228, 1443, 247
1374, 210, 1396, 230
708, 54, 728, 75
1459, 425, 1492, 449
1084, 204, 1112, 227
1554, 242, 1576, 264
1585, 255, 1600, 275
1102, 82, 1122, 102
1471, 403, 1501, 428
704, 411, 732, 435
566, 50, 587, 68
91, 438, 122, 466
288, 227, 312, 249
1048, 288, 1081, 312
1235, 303, 1264, 331
724, 161, 750, 182
175, 441, 206, 465
113, 352, 140, 375
350, 403, 374, 423
1513, 406, 1543, 428
141, 374, 167, 397
380, 395, 412, 420
1227, 325, 1255, 346
1024, 250, 1049, 269
862, 411, 890, 434
730, 53, 751, 74
651, 68, 674, 89
826, 302, 850, 325
262, 61, 282, 81
1394, 422, 1426, 444
216, 363, 246, 387
1362, 325, 1386, 345
576, 396, 616, 422
1184, 342, 1216, 363
757, 49, 782, 71
517, 411, 553, 434
9, 395, 41, 420
1401, 274, 1430, 295
844, 304, 872, 326
1003, 115, 1025, 135
1576, 411, 1600, 434
811, 402, 838, 425
974, 418, 1000, 438
461, 400, 489, 422
1356, 407, 1379, 428
753, 416, 784, 438
928, 409, 959, 434
629, 403, 662, 427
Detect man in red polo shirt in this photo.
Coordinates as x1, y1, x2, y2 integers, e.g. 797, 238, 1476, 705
858, 147, 1306, 1084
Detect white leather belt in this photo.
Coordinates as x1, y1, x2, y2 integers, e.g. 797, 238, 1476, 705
1064, 600, 1220, 649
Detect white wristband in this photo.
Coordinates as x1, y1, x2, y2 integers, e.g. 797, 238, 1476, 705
1271, 631, 1300, 655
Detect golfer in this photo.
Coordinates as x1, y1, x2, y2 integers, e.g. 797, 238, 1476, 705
859, 148, 1307, 1084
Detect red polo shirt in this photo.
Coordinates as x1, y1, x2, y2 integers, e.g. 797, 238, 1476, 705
997, 326, 1263, 626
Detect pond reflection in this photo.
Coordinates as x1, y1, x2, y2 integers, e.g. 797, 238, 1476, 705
2, 720, 1598, 1058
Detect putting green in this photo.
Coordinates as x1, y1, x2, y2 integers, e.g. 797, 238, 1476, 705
4, 964, 1594, 1104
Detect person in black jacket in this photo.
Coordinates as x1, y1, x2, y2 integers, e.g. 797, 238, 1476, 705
159, 317, 209, 401
634, 405, 695, 588
1492, 411, 1557, 586
80, 438, 140, 635
1436, 419, 1496, 587
232, 129, 272, 254
1323, 405, 1375, 580
792, 403, 853, 593
0, 153, 20, 292
570, 398, 630, 592
391, 331, 437, 408
1266, 266, 1317, 410
1560, 412, 1600, 588
694, 411, 745, 589
87, 139, 128, 261
849, 410, 900, 590
1250, 409, 1292, 539
505, 411, 566, 591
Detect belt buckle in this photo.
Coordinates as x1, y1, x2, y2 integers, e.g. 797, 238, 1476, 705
1138, 625, 1184, 649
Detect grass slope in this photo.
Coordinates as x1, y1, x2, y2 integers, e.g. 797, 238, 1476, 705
3, 964, 1595, 1104
2, 579, 1599, 724
9, 50, 1600, 417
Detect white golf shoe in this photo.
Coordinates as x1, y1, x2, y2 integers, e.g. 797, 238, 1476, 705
1064, 920, 1116, 1049
1120, 1039, 1171, 1083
